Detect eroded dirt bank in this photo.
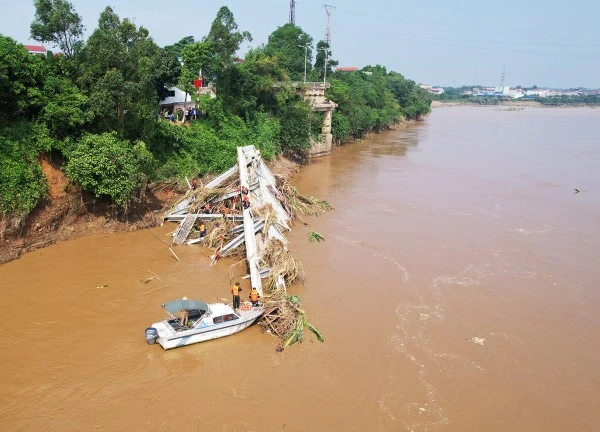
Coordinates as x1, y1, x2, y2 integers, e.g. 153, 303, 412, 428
0, 154, 299, 264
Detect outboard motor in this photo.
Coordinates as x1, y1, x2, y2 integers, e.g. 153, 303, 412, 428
145, 327, 159, 345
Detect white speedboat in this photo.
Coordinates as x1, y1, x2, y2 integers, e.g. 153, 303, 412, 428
145, 298, 264, 350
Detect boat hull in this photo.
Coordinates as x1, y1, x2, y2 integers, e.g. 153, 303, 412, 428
154, 309, 263, 350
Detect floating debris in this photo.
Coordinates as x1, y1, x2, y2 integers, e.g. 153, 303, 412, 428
467, 336, 485, 346
277, 180, 334, 218
260, 294, 324, 351
308, 231, 325, 242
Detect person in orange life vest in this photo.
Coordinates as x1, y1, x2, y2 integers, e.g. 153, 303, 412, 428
242, 196, 250, 209
249, 287, 260, 307
241, 186, 248, 195
191, 179, 198, 190
203, 203, 211, 214
199, 222, 206, 238
231, 282, 242, 309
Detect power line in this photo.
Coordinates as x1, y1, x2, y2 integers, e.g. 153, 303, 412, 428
335, 27, 599, 58
334, 7, 600, 46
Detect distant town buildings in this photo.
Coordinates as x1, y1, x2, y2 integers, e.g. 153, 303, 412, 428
456, 86, 594, 99
419, 84, 445, 95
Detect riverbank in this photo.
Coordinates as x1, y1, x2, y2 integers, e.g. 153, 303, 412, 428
0, 155, 300, 264
0, 112, 417, 265
431, 100, 542, 108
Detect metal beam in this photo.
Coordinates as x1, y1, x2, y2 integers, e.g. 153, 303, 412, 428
237, 147, 263, 295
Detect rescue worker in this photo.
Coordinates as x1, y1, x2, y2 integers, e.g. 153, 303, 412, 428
242, 196, 250, 209
199, 222, 206, 238
203, 203, 211, 214
231, 281, 242, 310
241, 186, 248, 195
191, 179, 198, 190
249, 287, 260, 307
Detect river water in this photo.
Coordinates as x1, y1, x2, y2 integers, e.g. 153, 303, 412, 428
1, 106, 599, 432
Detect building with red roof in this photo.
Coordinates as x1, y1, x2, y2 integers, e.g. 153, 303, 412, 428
336, 67, 358, 72
23, 44, 47, 56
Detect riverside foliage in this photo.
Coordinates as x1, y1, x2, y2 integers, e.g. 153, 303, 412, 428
0, 1, 431, 222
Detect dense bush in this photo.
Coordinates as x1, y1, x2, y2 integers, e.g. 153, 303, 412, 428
65, 133, 153, 207
0, 122, 50, 217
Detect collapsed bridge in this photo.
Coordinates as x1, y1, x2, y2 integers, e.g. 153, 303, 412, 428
164, 145, 292, 296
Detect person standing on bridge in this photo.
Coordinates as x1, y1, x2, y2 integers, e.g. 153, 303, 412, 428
231, 282, 242, 310
249, 287, 260, 307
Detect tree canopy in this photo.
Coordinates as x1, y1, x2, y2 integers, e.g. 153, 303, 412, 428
265, 24, 313, 81
30, 0, 84, 57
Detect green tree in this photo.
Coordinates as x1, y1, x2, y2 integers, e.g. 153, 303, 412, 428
65, 133, 153, 208
0, 35, 45, 118
164, 36, 195, 60
265, 24, 313, 81
180, 41, 213, 98
313, 40, 337, 81
78, 7, 174, 139
39, 75, 91, 138
203, 6, 251, 80
0, 121, 51, 219
215, 45, 289, 120
386, 71, 431, 119
30, 0, 84, 57
279, 98, 312, 160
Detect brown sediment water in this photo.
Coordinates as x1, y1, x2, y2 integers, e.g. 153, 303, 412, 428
1, 106, 599, 432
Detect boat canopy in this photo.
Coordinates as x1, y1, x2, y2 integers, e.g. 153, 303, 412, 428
163, 299, 208, 314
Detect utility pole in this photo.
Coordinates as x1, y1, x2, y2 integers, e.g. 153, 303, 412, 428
299, 43, 310, 83
319, 47, 328, 83
289, 0, 295, 25
324, 4, 334, 48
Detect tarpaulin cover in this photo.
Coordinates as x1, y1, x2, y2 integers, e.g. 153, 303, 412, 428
163, 299, 208, 314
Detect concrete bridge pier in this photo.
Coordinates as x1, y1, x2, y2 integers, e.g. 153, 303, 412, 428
299, 82, 337, 158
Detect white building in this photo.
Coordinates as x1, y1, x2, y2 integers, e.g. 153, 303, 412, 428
419, 84, 444, 94
159, 86, 216, 114
159, 87, 194, 112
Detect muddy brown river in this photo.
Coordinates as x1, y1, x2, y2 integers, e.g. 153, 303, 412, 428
1, 106, 599, 431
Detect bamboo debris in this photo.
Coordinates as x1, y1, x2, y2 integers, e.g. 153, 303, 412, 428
188, 186, 231, 214
258, 295, 324, 351
260, 239, 304, 292
276, 178, 334, 218
254, 204, 278, 235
